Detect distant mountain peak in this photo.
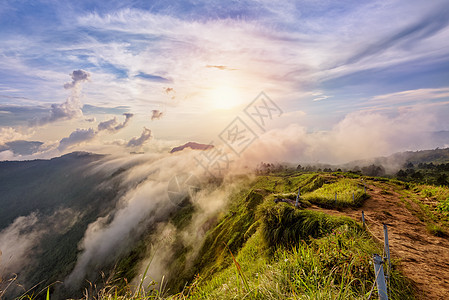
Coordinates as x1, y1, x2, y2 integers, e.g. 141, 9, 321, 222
56, 151, 105, 160
170, 142, 214, 153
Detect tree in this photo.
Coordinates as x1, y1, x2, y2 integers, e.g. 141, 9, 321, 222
436, 174, 448, 186
397, 169, 407, 179
361, 164, 385, 177
404, 162, 414, 169
411, 171, 423, 181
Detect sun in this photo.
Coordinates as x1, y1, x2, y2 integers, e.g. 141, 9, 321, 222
208, 86, 245, 110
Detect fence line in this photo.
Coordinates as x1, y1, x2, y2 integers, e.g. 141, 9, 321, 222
363, 211, 391, 300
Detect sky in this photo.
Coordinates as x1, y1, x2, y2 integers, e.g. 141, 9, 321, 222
0, 0, 449, 163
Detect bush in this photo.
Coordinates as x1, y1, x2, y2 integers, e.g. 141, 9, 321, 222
258, 203, 361, 248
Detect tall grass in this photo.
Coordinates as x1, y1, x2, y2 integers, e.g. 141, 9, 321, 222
258, 202, 361, 248
302, 179, 368, 208
182, 225, 413, 299
4, 171, 416, 299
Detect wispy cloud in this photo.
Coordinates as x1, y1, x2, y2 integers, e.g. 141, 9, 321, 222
58, 128, 96, 151
206, 65, 237, 71
371, 88, 449, 104
30, 70, 91, 127
98, 113, 134, 132
126, 127, 152, 148
0, 127, 31, 144
0, 0, 448, 152
343, 3, 449, 66
150, 110, 164, 121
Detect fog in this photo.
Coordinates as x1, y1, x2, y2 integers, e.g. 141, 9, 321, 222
1, 106, 448, 296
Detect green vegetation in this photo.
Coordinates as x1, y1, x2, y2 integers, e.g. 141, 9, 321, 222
259, 203, 360, 247
302, 179, 369, 208
72, 172, 412, 300
184, 224, 413, 300
179, 176, 413, 299
2, 168, 423, 299
369, 179, 449, 237
394, 150, 449, 187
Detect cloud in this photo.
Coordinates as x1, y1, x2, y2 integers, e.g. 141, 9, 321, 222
0, 140, 44, 156
85, 117, 96, 122
58, 128, 96, 151
135, 72, 172, 83
0, 208, 82, 280
0, 127, 30, 144
1, 1, 449, 150
30, 70, 91, 126
151, 110, 164, 121
311, 91, 332, 102
126, 127, 152, 148
206, 65, 237, 71
0, 150, 14, 160
164, 87, 174, 94
164, 87, 175, 100
65, 178, 172, 287
82, 105, 130, 115
63, 70, 91, 90
97, 118, 117, 131
344, 3, 449, 66
240, 108, 439, 165
0, 213, 43, 277
370, 87, 449, 105
114, 113, 134, 130
64, 151, 234, 289
98, 113, 134, 132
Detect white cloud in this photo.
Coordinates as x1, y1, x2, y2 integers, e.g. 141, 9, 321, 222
0, 214, 43, 276
0, 1, 448, 146
58, 128, 96, 151
151, 110, 164, 120
97, 113, 134, 132
0, 127, 30, 144
30, 70, 91, 126
241, 107, 439, 165
370, 88, 449, 104
126, 127, 152, 148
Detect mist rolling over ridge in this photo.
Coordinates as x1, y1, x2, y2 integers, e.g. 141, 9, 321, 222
1, 0, 449, 298
0, 149, 248, 298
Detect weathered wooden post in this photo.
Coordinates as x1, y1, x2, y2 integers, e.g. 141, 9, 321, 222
373, 254, 388, 300
335, 192, 337, 205
362, 211, 365, 228
383, 224, 391, 289
295, 187, 300, 208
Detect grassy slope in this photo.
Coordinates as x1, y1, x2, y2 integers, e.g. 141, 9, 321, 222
96, 173, 417, 299
182, 173, 414, 299
384, 179, 449, 236
14, 171, 434, 299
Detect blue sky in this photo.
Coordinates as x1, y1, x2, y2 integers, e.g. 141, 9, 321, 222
1, 0, 449, 162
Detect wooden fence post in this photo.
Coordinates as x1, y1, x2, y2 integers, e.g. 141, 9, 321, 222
295, 187, 300, 208
383, 224, 391, 289
373, 254, 388, 300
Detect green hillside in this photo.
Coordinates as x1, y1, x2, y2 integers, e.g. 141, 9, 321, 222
63, 172, 440, 300
3, 150, 449, 299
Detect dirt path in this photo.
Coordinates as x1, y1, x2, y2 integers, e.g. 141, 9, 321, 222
310, 183, 449, 299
